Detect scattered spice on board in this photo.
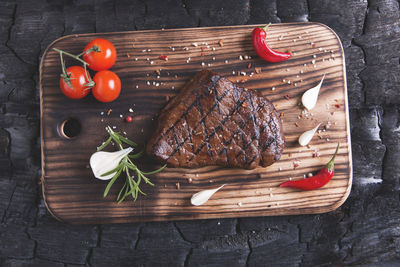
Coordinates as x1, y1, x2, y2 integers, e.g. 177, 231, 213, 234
293, 161, 300, 169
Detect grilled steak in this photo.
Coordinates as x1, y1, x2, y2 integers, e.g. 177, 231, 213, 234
146, 69, 285, 169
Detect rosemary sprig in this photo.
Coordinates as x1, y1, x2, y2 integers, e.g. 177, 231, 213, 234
98, 126, 166, 203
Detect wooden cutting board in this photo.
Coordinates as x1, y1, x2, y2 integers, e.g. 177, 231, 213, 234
40, 22, 352, 224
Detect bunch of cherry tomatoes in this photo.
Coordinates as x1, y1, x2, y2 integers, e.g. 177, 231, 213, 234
55, 38, 121, 103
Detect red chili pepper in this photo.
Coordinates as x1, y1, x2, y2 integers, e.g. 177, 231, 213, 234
159, 55, 168, 61
252, 23, 291, 63
280, 143, 340, 190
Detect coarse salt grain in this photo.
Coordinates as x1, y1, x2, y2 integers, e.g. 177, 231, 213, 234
192, 42, 198, 47
239, 55, 243, 60
225, 60, 229, 63
150, 61, 154, 64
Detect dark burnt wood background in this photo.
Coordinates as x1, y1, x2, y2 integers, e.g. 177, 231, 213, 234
0, 0, 399, 266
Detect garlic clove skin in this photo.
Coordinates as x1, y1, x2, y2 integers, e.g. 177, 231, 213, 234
90, 147, 133, 180
298, 123, 321, 146
301, 75, 325, 110
191, 184, 225, 206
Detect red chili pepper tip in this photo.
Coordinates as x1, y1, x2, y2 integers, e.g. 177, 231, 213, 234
125, 116, 133, 123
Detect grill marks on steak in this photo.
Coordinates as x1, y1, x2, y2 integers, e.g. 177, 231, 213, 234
146, 69, 285, 169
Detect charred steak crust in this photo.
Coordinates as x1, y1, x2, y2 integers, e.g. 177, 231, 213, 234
146, 69, 285, 169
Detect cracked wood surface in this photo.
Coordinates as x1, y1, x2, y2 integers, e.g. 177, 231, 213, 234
0, 0, 399, 266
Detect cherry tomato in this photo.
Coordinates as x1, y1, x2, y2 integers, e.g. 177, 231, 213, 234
92, 70, 121, 103
83, 38, 117, 71
59, 66, 91, 99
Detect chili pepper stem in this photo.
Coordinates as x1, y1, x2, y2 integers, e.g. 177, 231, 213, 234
261, 23, 272, 32
326, 143, 340, 171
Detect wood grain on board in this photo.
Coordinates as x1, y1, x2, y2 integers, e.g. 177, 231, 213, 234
40, 22, 352, 224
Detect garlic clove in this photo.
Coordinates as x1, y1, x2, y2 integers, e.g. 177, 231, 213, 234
301, 75, 325, 110
190, 184, 225, 206
298, 123, 321, 146
90, 147, 133, 180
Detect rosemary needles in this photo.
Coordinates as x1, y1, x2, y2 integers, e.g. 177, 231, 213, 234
91, 126, 166, 203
